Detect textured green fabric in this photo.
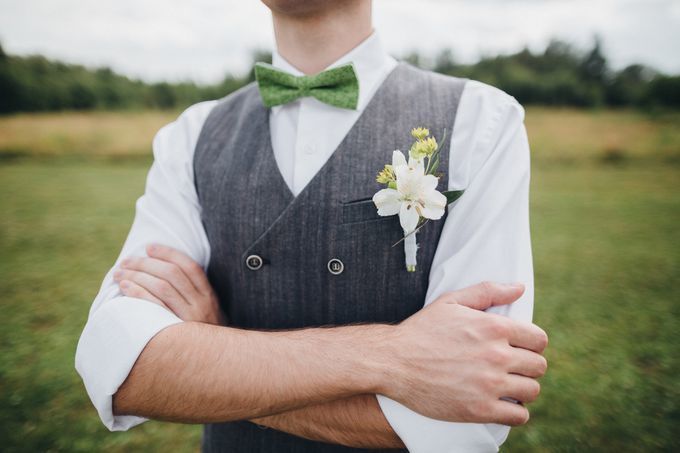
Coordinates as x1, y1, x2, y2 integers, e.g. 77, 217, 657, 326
254, 62, 359, 110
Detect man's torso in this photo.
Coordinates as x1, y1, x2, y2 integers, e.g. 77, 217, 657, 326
193, 62, 466, 452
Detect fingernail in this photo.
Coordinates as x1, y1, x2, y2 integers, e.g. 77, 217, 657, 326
508, 282, 524, 289
120, 280, 129, 289
147, 244, 156, 253
113, 270, 122, 280
120, 259, 129, 267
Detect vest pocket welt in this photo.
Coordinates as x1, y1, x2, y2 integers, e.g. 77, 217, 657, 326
335, 214, 407, 274
340, 198, 394, 225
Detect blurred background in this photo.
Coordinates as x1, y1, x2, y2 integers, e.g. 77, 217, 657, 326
0, 0, 678, 451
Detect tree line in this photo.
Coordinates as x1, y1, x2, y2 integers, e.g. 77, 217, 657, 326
1, 39, 678, 114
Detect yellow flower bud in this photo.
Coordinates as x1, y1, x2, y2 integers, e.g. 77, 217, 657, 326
410, 127, 430, 141
424, 136, 438, 153
376, 164, 396, 184
409, 136, 438, 160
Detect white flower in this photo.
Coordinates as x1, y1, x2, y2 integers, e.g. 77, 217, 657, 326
372, 150, 447, 233
391, 148, 421, 171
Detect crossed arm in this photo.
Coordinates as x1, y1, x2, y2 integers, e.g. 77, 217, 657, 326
113, 246, 545, 448
113, 243, 400, 448
115, 314, 403, 448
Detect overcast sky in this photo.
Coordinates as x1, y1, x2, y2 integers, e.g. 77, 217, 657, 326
1, 0, 678, 83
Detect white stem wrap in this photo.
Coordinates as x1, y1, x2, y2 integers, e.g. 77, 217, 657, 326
403, 230, 418, 272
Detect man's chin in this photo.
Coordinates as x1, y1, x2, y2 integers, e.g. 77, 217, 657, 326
261, 0, 360, 17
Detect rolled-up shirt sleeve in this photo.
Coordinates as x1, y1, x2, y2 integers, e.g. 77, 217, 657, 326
377, 80, 534, 452
74, 100, 217, 431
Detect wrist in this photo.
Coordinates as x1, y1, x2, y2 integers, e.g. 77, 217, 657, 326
352, 323, 402, 397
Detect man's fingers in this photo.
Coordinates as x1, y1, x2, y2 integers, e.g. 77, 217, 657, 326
120, 256, 198, 303
508, 321, 549, 354
113, 269, 188, 316
442, 281, 525, 311
490, 399, 530, 426
508, 347, 548, 378
501, 374, 541, 404
146, 244, 212, 296
119, 280, 167, 308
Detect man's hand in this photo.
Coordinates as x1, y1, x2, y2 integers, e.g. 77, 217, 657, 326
385, 282, 548, 425
113, 244, 226, 325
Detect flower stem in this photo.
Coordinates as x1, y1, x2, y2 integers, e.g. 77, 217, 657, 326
404, 231, 418, 271
391, 219, 430, 247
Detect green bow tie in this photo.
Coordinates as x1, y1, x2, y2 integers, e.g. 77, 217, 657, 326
254, 62, 359, 110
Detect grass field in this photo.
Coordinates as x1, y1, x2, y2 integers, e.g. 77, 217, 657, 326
1, 109, 678, 452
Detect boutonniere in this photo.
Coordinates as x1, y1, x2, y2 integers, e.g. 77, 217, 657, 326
372, 127, 464, 272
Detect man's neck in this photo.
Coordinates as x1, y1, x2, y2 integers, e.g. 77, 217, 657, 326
271, 2, 373, 75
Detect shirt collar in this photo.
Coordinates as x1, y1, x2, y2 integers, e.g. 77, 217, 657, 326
270, 29, 393, 112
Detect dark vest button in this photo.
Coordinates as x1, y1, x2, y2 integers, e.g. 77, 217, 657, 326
327, 258, 344, 275
246, 254, 264, 271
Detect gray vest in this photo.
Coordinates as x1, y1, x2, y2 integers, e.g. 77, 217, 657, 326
194, 62, 466, 453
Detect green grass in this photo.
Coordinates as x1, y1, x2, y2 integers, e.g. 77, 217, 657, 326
507, 165, 679, 452
1, 109, 679, 452
0, 162, 201, 452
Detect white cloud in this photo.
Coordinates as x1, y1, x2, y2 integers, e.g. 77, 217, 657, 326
0, 0, 678, 82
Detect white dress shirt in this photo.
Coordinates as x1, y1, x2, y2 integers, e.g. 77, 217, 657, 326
75, 30, 533, 453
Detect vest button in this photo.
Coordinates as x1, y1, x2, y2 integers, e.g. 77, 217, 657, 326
245, 254, 264, 271
327, 258, 344, 275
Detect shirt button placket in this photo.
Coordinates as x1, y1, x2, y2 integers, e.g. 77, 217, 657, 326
293, 100, 319, 192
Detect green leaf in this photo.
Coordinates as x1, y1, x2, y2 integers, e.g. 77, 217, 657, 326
438, 128, 449, 152
429, 152, 440, 174
442, 189, 465, 205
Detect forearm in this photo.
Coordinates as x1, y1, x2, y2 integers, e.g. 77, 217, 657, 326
113, 321, 393, 423
251, 395, 405, 449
